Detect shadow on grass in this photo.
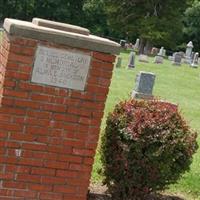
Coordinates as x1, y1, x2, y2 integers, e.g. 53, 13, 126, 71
88, 192, 185, 200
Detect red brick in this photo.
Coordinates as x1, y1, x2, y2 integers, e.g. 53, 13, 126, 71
19, 82, 44, 92
56, 170, 78, 178
12, 37, 37, 47
10, 44, 36, 56
10, 133, 35, 142
63, 140, 85, 148
3, 79, 16, 87
93, 52, 116, 63
44, 160, 68, 170
27, 110, 51, 119
0, 122, 23, 132
73, 148, 94, 157
54, 185, 77, 194
17, 174, 41, 183
31, 167, 55, 176
57, 155, 82, 163
15, 99, 41, 109
47, 146, 71, 154
1, 97, 15, 106
29, 184, 52, 192
41, 176, 66, 185
6, 70, 30, 80
0, 107, 26, 115
40, 192, 63, 200
6, 165, 30, 174
69, 164, 92, 172
3, 181, 27, 189
22, 143, 46, 151
0, 173, 14, 180
18, 158, 43, 167
14, 190, 37, 198
26, 126, 49, 136
83, 157, 94, 165
42, 104, 67, 113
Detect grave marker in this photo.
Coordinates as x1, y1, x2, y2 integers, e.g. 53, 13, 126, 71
191, 52, 199, 68
128, 51, 135, 69
132, 71, 156, 100
185, 41, 194, 64
116, 56, 122, 68
173, 52, 182, 66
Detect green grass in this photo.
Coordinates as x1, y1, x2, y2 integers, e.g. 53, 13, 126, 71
92, 51, 200, 200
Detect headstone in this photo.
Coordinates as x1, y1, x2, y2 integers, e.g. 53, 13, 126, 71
191, 51, 195, 60
154, 55, 163, 64
179, 51, 185, 58
198, 57, 200, 65
168, 56, 174, 61
116, 56, 122, 68
128, 51, 135, 69
173, 52, 182, 66
158, 47, 164, 56
138, 54, 149, 63
185, 41, 194, 64
163, 49, 166, 57
120, 39, 126, 48
132, 71, 156, 100
154, 47, 164, 64
190, 52, 199, 68
134, 38, 140, 51
151, 47, 159, 56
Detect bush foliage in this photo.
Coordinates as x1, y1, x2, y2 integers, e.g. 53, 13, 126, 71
101, 99, 198, 199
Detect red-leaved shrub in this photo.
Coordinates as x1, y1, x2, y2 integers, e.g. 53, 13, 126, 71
101, 99, 198, 199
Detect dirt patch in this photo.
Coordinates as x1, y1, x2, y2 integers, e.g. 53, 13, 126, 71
88, 184, 185, 200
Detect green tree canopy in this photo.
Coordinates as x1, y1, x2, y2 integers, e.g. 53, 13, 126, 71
184, 0, 200, 51
0, 0, 86, 26
105, 0, 190, 50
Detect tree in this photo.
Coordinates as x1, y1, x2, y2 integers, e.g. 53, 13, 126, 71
184, 0, 200, 51
105, 0, 190, 52
0, 0, 86, 26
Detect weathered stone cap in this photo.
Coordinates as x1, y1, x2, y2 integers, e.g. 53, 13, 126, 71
3, 18, 120, 55
32, 18, 90, 36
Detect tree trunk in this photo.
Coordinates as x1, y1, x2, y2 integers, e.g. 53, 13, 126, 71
139, 38, 146, 54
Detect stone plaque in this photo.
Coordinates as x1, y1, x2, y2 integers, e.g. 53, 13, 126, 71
32, 46, 91, 91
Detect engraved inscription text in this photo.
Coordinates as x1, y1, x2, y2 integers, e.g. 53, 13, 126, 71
31, 46, 91, 90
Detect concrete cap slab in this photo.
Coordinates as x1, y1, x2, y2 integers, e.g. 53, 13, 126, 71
32, 18, 90, 36
3, 18, 120, 55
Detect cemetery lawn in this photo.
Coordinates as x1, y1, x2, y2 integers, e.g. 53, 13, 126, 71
92, 51, 200, 200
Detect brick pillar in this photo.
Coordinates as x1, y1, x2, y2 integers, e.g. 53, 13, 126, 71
0, 18, 120, 200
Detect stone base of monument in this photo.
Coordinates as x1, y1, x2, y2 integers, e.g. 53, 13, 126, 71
190, 63, 198, 68
132, 91, 154, 100
138, 54, 149, 63
154, 55, 163, 64
184, 57, 192, 64
172, 62, 181, 66
128, 64, 135, 69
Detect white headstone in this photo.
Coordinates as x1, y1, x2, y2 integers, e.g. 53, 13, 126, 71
32, 45, 91, 91
191, 52, 199, 68
134, 38, 140, 51
185, 41, 194, 64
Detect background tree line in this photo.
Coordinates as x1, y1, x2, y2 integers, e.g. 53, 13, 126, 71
0, 0, 199, 52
